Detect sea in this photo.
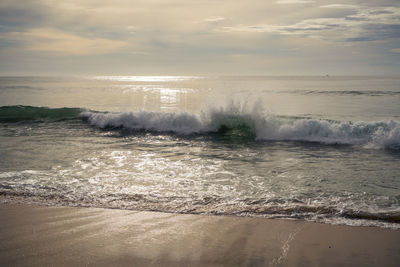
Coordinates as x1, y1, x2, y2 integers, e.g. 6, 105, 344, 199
0, 75, 399, 229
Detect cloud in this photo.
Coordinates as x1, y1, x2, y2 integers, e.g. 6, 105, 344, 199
276, 0, 314, 4
320, 4, 359, 9
204, 17, 225, 23
0, 0, 49, 30
130, 51, 150, 55
221, 6, 400, 42
9, 28, 127, 55
0, 0, 399, 75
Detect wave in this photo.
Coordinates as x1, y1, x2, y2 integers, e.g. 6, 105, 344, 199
83, 110, 203, 134
82, 109, 400, 149
311, 90, 400, 96
0, 85, 35, 90
256, 118, 400, 149
0, 105, 82, 122
1, 106, 399, 149
264, 89, 400, 96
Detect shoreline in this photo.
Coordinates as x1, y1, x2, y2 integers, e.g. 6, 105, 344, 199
2, 194, 399, 230
1, 203, 399, 266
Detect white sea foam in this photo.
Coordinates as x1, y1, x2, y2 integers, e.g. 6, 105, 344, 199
256, 118, 400, 149
82, 110, 203, 134
81, 108, 400, 149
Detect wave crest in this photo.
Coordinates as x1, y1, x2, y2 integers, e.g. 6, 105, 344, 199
0, 105, 82, 122
82, 110, 203, 134
257, 118, 400, 149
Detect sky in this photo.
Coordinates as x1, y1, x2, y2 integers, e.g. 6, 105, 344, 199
0, 0, 399, 75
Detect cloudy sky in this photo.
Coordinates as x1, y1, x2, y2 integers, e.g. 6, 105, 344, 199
0, 0, 399, 75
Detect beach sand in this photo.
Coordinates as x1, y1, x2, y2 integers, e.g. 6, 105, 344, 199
0, 203, 399, 267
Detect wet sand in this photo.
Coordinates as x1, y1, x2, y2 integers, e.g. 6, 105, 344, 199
0, 203, 399, 267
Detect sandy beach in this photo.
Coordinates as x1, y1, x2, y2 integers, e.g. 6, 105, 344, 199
0, 203, 399, 267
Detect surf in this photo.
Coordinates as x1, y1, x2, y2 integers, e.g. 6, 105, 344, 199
1, 105, 399, 149
82, 108, 400, 149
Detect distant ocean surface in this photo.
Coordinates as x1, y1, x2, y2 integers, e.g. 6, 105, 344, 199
0, 76, 399, 229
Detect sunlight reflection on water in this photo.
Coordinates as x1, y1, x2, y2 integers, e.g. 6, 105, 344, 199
95, 76, 200, 82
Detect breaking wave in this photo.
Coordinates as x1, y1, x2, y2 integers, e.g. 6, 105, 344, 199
1, 106, 399, 149
82, 109, 400, 149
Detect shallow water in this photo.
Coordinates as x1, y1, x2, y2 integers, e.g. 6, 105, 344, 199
0, 76, 399, 228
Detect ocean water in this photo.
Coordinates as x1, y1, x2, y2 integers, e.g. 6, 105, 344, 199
0, 76, 399, 229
